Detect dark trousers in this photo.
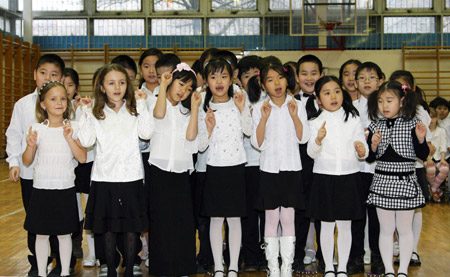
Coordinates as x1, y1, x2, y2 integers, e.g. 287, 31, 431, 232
294, 144, 314, 263
349, 172, 381, 260
241, 166, 265, 265
21, 178, 37, 268
193, 171, 213, 265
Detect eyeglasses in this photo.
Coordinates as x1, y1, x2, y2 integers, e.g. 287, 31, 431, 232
357, 76, 379, 82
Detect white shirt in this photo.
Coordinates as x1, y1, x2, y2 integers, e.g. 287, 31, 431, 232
78, 99, 153, 182
75, 103, 96, 163
149, 99, 197, 173
438, 116, 450, 158
198, 98, 252, 167
251, 94, 310, 173
353, 96, 376, 173
430, 126, 447, 161
298, 90, 319, 112
30, 121, 78, 190
415, 105, 432, 168
307, 108, 368, 175
244, 91, 268, 167
5, 89, 38, 179
138, 84, 158, 153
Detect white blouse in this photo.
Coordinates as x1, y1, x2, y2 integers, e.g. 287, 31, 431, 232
198, 98, 252, 167
75, 102, 96, 163
307, 108, 368, 175
149, 99, 198, 173
430, 126, 447, 161
251, 94, 310, 173
31, 121, 78, 190
353, 96, 376, 174
78, 99, 153, 182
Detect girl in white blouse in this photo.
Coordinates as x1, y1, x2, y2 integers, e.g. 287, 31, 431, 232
250, 62, 310, 277
198, 58, 252, 277
307, 76, 368, 277
147, 63, 200, 275
425, 108, 449, 202
78, 64, 153, 277
22, 81, 86, 277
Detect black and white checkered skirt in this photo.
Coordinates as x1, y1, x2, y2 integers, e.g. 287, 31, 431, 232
367, 161, 425, 210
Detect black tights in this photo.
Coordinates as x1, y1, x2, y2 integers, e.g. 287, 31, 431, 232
104, 232, 139, 277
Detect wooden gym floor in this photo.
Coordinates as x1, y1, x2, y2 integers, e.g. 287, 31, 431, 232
0, 159, 449, 276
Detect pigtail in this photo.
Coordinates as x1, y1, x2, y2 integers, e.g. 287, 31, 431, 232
367, 89, 381, 121
341, 89, 359, 121
401, 86, 419, 121
247, 75, 262, 104
415, 85, 429, 113
283, 64, 296, 92
203, 87, 213, 112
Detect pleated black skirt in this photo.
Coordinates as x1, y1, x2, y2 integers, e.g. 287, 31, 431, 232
74, 161, 93, 194
256, 170, 305, 211
307, 173, 364, 221
203, 164, 247, 217
148, 166, 196, 276
24, 187, 79, 235
84, 180, 148, 233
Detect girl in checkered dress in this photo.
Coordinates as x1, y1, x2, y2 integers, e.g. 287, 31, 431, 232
366, 81, 429, 277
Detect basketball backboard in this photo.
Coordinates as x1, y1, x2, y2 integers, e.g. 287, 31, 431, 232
290, 0, 370, 36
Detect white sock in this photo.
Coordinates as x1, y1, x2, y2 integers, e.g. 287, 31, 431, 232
305, 222, 316, 251
58, 234, 72, 276
396, 210, 415, 275
336, 220, 352, 272
376, 208, 396, 274
412, 209, 422, 253
226, 217, 242, 273
36, 235, 50, 277
86, 230, 95, 259
76, 193, 83, 222
210, 217, 225, 272
320, 221, 336, 272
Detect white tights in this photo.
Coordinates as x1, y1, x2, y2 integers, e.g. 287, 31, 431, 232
320, 221, 352, 273
377, 208, 415, 275
264, 207, 295, 237
36, 234, 72, 276
210, 217, 241, 274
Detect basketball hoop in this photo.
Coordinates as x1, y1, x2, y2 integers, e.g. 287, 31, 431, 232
320, 21, 342, 31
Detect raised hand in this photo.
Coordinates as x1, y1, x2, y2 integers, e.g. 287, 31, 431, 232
161, 72, 173, 88
415, 122, 427, 143
26, 126, 38, 148
80, 96, 92, 108
73, 95, 81, 110
354, 141, 366, 158
191, 91, 202, 109
315, 121, 327, 145
205, 107, 216, 136
62, 120, 74, 142
135, 90, 148, 100
287, 97, 298, 119
233, 92, 246, 113
261, 99, 272, 120
371, 130, 382, 152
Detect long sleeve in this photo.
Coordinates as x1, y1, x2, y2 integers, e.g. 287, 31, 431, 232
296, 102, 310, 144
240, 105, 253, 137
366, 130, 376, 163
78, 106, 97, 148
250, 103, 268, 151
412, 129, 430, 161
306, 120, 322, 159
5, 101, 24, 168
198, 109, 209, 152
136, 99, 154, 140
353, 119, 369, 160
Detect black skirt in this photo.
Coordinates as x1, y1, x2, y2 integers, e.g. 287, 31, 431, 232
307, 173, 364, 221
84, 180, 148, 233
74, 161, 93, 194
203, 164, 247, 217
24, 187, 79, 235
148, 166, 196, 276
256, 170, 305, 210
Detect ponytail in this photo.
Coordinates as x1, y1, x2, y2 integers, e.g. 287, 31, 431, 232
247, 75, 262, 104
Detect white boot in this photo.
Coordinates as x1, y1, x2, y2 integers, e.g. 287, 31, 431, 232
280, 236, 296, 277
264, 237, 280, 277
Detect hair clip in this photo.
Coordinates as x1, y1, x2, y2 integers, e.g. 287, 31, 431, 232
172, 62, 197, 76
283, 67, 288, 72
401, 84, 408, 94
257, 72, 260, 77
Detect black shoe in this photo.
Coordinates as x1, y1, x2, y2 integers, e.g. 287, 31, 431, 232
27, 267, 38, 277
317, 259, 325, 274
347, 256, 364, 275
48, 266, 75, 277
257, 259, 267, 271
393, 256, 400, 266
370, 254, 385, 275
409, 252, 421, 266
292, 258, 305, 273
242, 263, 258, 272
196, 262, 213, 274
